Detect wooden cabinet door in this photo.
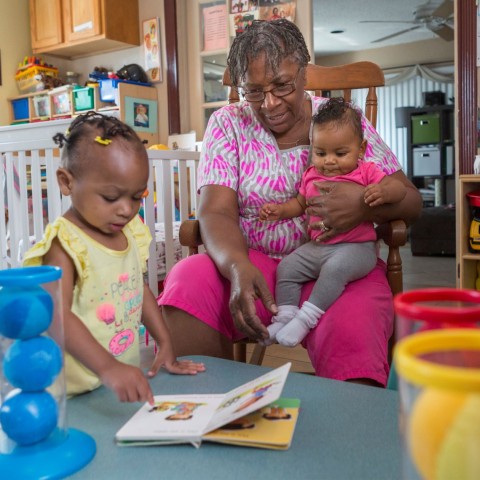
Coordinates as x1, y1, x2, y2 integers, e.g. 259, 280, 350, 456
29, 0, 63, 49
62, 0, 102, 43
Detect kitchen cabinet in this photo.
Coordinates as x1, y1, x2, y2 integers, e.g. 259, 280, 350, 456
29, 0, 140, 59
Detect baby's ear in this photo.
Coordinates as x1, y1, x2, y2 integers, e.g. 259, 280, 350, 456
56, 168, 73, 195
358, 139, 367, 159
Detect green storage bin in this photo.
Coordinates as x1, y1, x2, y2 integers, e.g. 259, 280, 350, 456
73, 87, 95, 112
411, 113, 441, 145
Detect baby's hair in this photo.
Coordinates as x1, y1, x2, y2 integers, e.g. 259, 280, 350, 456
312, 97, 364, 141
53, 111, 146, 175
227, 19, 310, 86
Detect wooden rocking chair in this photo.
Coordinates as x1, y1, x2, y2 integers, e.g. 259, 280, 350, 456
179, 61, 407, 365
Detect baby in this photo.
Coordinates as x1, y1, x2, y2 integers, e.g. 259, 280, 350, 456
260, 97, 406, 347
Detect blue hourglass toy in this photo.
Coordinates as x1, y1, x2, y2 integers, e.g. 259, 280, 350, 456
0, 266, 96, 479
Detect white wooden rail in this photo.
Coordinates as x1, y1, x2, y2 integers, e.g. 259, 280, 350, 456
1, 141, 200, 297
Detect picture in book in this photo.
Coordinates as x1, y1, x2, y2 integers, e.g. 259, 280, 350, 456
115, 362, 299, 449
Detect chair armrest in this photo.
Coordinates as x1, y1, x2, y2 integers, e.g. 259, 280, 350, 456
375, 219, 408, 248
179, 219, 203, 255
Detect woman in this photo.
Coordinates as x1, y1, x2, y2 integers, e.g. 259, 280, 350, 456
159, 19, 422, 387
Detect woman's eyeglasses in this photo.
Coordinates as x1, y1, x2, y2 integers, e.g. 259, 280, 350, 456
239, 68, 302, 103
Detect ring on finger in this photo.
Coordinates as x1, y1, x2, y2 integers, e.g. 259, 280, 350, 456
319, 220, 331, 231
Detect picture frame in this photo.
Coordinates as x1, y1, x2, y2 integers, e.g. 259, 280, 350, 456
143, 18, 162, 83
124, 96, 158, 134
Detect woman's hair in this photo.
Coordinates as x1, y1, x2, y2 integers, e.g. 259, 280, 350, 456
312, 97, 364, 141
53, 111, 146, 175
227, 19, 310, 86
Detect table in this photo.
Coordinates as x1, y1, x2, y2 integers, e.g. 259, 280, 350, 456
68, 356, 401, 480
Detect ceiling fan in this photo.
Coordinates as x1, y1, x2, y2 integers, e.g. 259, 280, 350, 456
360, 0, 454, 44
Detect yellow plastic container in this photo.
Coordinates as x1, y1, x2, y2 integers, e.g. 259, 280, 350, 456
395, 330, 480, 480
15, 65, 58, 93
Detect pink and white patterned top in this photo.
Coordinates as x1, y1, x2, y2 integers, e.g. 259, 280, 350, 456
198, 95, 401, 259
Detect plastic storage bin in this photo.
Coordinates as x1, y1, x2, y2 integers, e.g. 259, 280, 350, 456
99, 79, 150, 103
73, 86, 96, 112
10, 97, 30, 123
411, 112, 441, 145
412, 146, 441, 176
15, 65, 58, 94
31, 93, 51, 119
49, 85, 73, 117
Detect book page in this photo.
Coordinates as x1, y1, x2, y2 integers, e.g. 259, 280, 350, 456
204, 362, 291, 434
115, 394, 224, 442
204, 398, 300, 450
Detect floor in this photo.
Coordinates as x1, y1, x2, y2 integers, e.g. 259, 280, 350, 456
247, 242, 456, 374
142, 243, 456, 374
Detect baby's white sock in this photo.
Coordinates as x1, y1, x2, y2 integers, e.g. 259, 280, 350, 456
262, 305, 299, 346
276, 301, 324, 347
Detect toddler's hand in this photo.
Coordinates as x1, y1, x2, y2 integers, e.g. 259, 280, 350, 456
147, 344, 206, 377
100, 361, 154, 405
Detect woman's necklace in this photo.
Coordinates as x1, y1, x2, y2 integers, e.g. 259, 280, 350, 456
276, 104, 311, 148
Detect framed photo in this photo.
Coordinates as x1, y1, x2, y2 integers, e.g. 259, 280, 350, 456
143, 18, 162, 83
124, 96, 158, 134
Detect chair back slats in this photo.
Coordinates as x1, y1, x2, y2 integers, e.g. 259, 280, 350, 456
223, 61, 385, 128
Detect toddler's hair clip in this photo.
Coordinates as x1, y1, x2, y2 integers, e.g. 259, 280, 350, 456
64, 128, 70, 137
141, 189, 149, 198
94, 136, 112, 146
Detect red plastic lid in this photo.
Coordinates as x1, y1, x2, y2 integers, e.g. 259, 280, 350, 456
394, 288, 480, 323
467, 191, 480, 207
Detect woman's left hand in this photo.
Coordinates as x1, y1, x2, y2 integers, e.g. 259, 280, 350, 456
147, 344, 206, 377
306, 181, 368, 241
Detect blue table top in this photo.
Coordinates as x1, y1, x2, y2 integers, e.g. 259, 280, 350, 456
68, 356, 401, 480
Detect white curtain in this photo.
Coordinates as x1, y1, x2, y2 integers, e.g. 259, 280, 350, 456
351, 63, 454, 173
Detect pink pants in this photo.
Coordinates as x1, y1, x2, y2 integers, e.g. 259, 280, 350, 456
158, 249, 392, 386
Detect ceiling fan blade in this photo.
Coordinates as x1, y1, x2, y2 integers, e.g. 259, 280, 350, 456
430, 23, 454, 41
432, 0, 454, 20
359, 20, 416, 24
371, 26, 421, 44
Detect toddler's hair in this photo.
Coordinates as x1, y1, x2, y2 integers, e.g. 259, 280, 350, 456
227, 19, 310, 86
53, 111, 146, 175
312, 97, 364, 141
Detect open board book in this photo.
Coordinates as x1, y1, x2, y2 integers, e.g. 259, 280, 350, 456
115, 362, 300, 450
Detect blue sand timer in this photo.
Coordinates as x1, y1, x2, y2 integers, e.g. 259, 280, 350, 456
0, 266, 96, 479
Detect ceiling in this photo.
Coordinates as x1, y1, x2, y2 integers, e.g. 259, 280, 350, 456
312, 0, 454, 56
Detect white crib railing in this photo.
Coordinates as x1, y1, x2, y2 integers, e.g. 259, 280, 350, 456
1, 142, 200, 297
1, 139, 66, 270
144, 149, 200, 296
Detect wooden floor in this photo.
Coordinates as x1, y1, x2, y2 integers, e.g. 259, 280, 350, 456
246, 343, 315, 374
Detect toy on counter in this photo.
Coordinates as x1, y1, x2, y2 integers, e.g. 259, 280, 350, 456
34, 73, 65, 91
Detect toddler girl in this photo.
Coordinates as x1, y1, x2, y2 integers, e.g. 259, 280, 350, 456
24, 112, 204, 403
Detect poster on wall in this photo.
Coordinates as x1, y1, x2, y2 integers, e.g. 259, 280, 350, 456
203, 4, 229, 51
143, 18, 162, 83
228, 0, 295, 37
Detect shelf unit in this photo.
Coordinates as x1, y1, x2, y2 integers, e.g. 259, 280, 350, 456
457, 176, 480, 289
187, 0, 230, 138
397, 104, 455, 206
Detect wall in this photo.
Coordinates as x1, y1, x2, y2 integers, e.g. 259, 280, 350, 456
0, 0, 175, 145
0, 0, 31, 126
316, 37, 454, 68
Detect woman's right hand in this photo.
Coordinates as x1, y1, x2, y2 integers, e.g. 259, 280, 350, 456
228, 261, 276, 341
